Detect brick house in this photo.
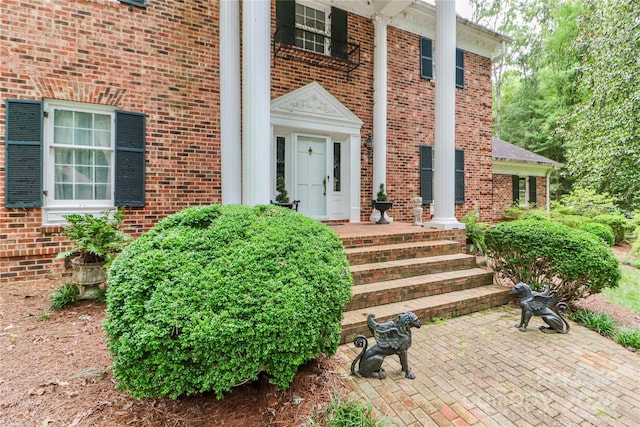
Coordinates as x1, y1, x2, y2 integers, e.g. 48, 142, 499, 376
492, 137, 561, 220
1, 0, 507, 283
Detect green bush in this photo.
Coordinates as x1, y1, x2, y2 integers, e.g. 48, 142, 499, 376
50, 282, 79, 309
103, 205, 353, 399
485, 220, 620, 302
570, 309, 617, 337
461, 210, 488, 255
549, 212, 590, 229
631, 237, 640, 259
592, 214, 630, 245
559, 188, 618, 218
579, 223, 615, 247
615, 328, 640, 350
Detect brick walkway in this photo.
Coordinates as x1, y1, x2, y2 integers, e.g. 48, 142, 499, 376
336, 306, 640, 426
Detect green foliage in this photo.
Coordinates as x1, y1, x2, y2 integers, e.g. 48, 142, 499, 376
579, 223, 614, 247
591, 214, 630, 245
563, 0, 640, 211
461, 210, 488, 255
50, 283, 79, 309
485, 220, 620, 302
570, 309, 616, 337
305, 394, 391, 427
614, 328, 640, 350
632, 238, 640, 260
375, 184, 387, 202
501, 206, 526, 221
55, 209, 132, 267
275, 177, 290, 204
549, 212, 589, 230
104, 205, 353, 399
602, 268, 640, 315
558, 188, 618, 218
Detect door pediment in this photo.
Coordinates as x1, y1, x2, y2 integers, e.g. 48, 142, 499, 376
271, 82, 363, 131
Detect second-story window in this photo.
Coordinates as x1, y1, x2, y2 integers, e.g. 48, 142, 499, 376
295, 3, 329, 54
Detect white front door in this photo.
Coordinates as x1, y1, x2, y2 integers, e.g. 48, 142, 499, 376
295, 134, 329, 218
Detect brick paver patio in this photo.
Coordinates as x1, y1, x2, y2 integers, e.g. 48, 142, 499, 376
337, 306, 640, 426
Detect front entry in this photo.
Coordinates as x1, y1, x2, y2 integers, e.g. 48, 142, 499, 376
295, 135, 328, 218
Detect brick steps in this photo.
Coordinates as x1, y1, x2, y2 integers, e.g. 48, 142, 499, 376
346, 268, 494, 311
349, 253, 478, 285
341, 285, 511, 344
338, 226, 510, 345
345, 240, 460, 265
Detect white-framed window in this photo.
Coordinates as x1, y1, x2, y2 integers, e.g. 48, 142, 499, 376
295, 1, 330, 54
43, 100, 116, 219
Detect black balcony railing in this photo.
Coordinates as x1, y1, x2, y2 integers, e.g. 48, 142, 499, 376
273, 25, 361, 74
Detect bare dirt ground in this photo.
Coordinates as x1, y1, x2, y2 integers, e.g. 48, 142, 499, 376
0, 278, 345, 427
1, 244, 638, 426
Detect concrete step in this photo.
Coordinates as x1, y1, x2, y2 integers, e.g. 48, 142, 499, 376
340, 285, 511, 344
344, 240, 461, 265
346, 267, 494, 311
349, 253, 477, 285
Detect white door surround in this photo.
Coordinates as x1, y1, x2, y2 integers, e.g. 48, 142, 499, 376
271, 82, 363, 222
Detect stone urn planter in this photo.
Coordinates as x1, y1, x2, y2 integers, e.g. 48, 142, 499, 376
372, 200, 393, 224
71, 257, 107, 300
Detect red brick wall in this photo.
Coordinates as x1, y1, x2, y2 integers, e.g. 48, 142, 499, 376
0, 0, 221, 283
492, 174, 548, 221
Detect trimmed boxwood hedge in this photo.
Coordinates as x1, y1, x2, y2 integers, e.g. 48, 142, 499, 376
485, 220, 620, 302
103, 205, 353, 399
579, 222, 615, 247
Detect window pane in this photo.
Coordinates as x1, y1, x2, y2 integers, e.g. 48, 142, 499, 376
54, 110, 73, 127
55, 183, 73, 200
75, 166, 93, 183
276, 136, 285, 181
95, 151, 110, 166
75, 149, 92, 165
94, 114, 111, 131
74, 129, 92, 146
95, 130, 110, 147
54, 148, 73, 164
74, 111, 92, 129
333, 142, 341, 192
75, 184, 93, 199
95, 166, 110, 183
54, 127, 72, 145
95, 184, 110, 200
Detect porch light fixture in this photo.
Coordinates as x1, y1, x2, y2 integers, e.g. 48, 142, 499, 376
364, 133, 373, 150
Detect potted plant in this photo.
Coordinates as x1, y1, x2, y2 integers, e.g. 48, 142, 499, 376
272, 177, 300, 211
56, 209, 131, 299
372, 183, 393, 224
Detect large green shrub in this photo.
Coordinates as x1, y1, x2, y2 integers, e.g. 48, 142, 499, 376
558, 188, 618, 218
592, 214, 630, 245
579, 222, 615, 247
485, 220, 620, 302
103, 205, 353, 399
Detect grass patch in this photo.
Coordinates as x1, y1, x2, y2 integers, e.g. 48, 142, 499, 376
614, 328, 640, 350
570, 309, 617, 337
602, 268, 640, 314
305, 394, 391, 427
50, 283, 79, 309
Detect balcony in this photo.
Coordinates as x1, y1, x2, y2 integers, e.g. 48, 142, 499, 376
273, 25, 361, 74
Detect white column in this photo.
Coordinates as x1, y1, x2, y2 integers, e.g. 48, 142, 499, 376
220, 0, 242, 205
372, 15, 387, 201
427, 0, 464, 229
242, 0, 271, 206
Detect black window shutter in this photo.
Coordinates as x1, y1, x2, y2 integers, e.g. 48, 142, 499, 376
512, 175, 520, 205
529, 176, 537, 204
420, 37, 433, 80
455, 149, 465, 204
115, 111, 145, 207
330, 7, 348, 59
275, 0, 296, 45
456, 48, 464, 88
5, 99, 43, 208
420, 145, 433, 204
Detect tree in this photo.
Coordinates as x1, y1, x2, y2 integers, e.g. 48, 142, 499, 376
562, 0, 640, 210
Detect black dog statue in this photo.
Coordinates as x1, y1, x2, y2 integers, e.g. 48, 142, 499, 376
350, 311, 421, 379
511, 282, 570, 334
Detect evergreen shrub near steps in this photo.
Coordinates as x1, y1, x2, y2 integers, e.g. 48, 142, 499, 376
103, 204, 353, 399
485, 220, 620, 303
